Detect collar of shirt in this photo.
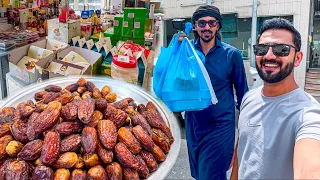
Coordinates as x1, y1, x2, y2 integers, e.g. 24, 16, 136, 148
194, 37, 222, 55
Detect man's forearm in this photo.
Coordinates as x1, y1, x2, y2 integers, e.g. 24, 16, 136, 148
230, 139, 239, 180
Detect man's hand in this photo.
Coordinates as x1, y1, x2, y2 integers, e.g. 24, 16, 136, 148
178, 32, 187, 43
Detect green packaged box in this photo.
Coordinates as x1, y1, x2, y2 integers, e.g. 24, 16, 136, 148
122, 18, 133, 37
114, 15, 123, 36
124, 8, 147, 19
133, 38, 145, 46
101, 60, 112, 76
104, 30, 113, 38
122, 36, 134, 43
111, 36, 122, 46
133, 18, 145, 38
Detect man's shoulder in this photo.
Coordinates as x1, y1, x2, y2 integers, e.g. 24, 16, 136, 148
240, 86, 263, 111
220, 41, 241, 54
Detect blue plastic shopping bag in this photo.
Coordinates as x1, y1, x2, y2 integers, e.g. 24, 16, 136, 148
161, 37, 218, 112
152, 33, 181, 98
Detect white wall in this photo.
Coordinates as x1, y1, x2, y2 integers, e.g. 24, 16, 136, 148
162, 0, 311, 88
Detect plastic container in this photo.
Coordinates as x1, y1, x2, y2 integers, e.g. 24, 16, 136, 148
111, 55, 138, 84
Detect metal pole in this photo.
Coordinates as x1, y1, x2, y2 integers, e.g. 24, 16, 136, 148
250, 0, 258, 67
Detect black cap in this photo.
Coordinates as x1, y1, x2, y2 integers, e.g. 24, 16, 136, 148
192, 5, 222, 29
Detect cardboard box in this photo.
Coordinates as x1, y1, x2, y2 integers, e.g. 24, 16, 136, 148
133, 18, 145, 38
124, 8, 147, 19
47, 19, 81, 44
6, 72, 29, 97
56, 46, 103, 76
113, 15, 123, 36
47, 59, 88, 78
8, 39, 55, 85
122, 18, 133, 37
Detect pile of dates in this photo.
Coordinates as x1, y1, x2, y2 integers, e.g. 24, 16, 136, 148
0, 77, 174, 180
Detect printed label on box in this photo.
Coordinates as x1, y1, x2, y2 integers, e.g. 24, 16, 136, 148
95, 42, 103, 52
86, 39, 94, 50
78, 38, 86, 48
118, 55, 130, 63
110, 46, 117, 56
128, 13, 134, 18
134, 22, 140, 29
123, 21, 128, 27
72, 36, 80, 46
124, 49, 133, 57
114, 20, 119, 26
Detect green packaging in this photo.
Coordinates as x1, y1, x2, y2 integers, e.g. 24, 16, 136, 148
101, 60, 112, 76
133, 38, 145, 46
111, 36, 122, 46
113, 15, 123, 36
124, 8, 147, 19
133, 18, 146, 38
122, 18, 133, 37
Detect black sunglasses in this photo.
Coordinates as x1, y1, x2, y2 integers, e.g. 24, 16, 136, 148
253, 44, 297, 57
197, 20, 219, 28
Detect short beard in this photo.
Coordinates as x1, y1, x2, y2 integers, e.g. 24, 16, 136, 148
199, 30, 215, 43
256, 58, 295, 84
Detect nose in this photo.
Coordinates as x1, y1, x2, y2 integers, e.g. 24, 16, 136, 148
264, 47, 277, 59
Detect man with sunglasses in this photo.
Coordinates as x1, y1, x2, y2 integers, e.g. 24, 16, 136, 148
178, 5, 249, 180
230, 18, 320, 179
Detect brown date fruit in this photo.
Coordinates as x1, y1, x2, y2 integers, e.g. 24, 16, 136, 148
0, 107, 15, 124
55, 91, 73, 105
96, 143, 113, 164
0, 158, 14, 179
34, 91, 48, 101
0, 135, 13, 160
61, 102, 78, 121
85, 81, 96, 93
132, 125, 154, 152
118, 127, 141, 155
104, 92, 117, 103
41, 131, 60, 166
17, 139, 43, 161
16, 102, 35, 118
151, 144, 166, 162
92, 88, 102, 99
64, 83, 79, 93
45, 85, 62, 92
113, 98, 133, 110
42, 92, 61, 104
6, 160, 30, 180
31, 165, 54, 180
81, 91, 92, 99
87, 111, 103, 128
0, 123, 11, 138
81, 127, 98, 154
136, 155, 149, 179
54, 168, 70, 180
114, 142, 141, 170
137, 104, 146, 114
128, 101, 137, 110
106, 162, 123, 180
27, 101, 61, 141
60, 134, 81, 153
11, 120, 28, 143
97, 120, 117, 150
101, 85, 111, 98
71, 169, 86, 180
77, 77, 87, 87
53, 152, 78, 169
124, 106, 151, 134
84, 153, 101, 168
55, 121, 83, 137
77, 86, 87, 94
103, 105, 127, 128
74, 154, 85, 169
6, 140, 24, 157
72, 91, 80, 97
87, 165, 107, 180
151, 128, 171, 153
74, 96, 82, 101
34, 158, 43, 166
95, 98, 108, 112
139, 150, 158, 172
34, 102, 47, 113
78, 98, 95, 124
123, 167, 139, 180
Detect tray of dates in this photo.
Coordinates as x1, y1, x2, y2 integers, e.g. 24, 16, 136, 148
0, 76, 181, 180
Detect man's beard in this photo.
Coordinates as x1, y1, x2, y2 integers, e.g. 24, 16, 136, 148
256, 58, 295, 83
200, 30, 214, 43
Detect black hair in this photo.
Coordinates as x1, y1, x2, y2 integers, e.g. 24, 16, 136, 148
257, 18, 301, 51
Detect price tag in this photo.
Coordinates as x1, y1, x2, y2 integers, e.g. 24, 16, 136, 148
99, 37, 112, 49
134, 22, 140, 29
114, 20, 119, 26
128, 13, 134, 18
110, 46, 118, 56
123, 21, 129, 27
86, 39, 94, 50
72, 36, 80, 46
118, 55, 130, 63
95, 42, 103, 52
78, 38, 86, 48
